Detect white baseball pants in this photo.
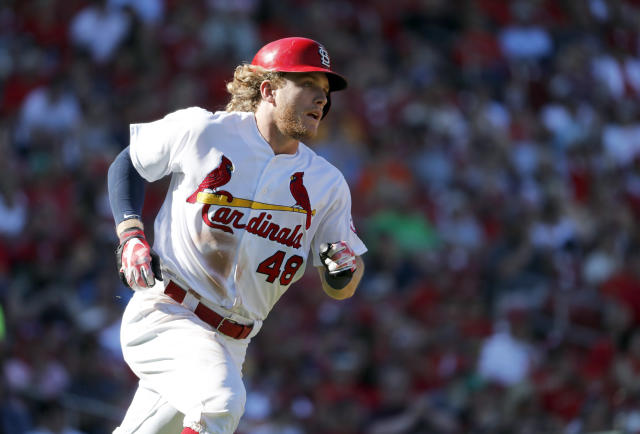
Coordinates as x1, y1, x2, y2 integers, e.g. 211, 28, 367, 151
113, 285, 256, 434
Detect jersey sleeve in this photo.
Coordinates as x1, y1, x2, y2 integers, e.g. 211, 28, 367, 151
128, 107, 213, 182
311, 176, 367, 267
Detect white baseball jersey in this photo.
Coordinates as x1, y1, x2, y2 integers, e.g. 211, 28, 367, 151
129, 107, 367, 322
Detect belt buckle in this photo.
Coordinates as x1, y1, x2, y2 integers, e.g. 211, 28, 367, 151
216, 316, 227, 332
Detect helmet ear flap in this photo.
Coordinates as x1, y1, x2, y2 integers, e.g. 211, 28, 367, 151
322, 93, 331, 119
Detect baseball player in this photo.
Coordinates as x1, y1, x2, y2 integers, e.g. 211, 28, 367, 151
107, 37, 367, 433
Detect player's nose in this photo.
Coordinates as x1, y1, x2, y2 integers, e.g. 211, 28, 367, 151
314, 91, 327, 107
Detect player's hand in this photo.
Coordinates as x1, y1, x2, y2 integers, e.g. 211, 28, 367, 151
319, 241, 357, 277
116, 228, 162, 290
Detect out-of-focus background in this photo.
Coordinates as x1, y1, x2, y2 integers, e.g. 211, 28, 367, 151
2, 0, 640, 433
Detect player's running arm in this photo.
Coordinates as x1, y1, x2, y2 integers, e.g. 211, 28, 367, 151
107, 146, 161, 289
316, 241, 364, 300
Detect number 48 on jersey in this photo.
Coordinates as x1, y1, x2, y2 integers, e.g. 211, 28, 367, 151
256, 251, 304, 285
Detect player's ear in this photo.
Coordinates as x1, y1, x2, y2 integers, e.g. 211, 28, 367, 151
260, 80, 276, 104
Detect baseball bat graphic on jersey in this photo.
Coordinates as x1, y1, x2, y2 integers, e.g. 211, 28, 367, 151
196, 192, 317, 216
188, 156, 316, 221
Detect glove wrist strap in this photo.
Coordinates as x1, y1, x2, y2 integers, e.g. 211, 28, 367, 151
116, 218, 144, 238
118, 228, 145, 243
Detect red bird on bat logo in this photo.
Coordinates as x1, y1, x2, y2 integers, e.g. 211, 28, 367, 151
187, 155, 234, 203
289, 171, 312, 230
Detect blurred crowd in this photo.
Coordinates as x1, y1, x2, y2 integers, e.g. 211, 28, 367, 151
3, 0, 640, 432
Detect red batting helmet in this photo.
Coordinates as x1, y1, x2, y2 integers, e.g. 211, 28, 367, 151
251, 37, 347, 118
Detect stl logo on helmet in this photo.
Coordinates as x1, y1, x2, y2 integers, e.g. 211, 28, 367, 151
318, 46, 330, 68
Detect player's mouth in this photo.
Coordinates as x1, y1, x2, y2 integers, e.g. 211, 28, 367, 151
305, 111, 321, 121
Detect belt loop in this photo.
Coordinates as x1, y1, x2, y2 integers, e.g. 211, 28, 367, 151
182, 291, 199, 312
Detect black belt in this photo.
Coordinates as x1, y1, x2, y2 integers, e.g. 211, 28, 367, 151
164, 281, 253, 340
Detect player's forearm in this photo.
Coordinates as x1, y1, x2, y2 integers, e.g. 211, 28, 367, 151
319, 256, 364, 300
108, 146, 146, 234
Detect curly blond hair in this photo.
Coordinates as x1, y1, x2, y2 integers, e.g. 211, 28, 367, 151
225, 65, 286, 113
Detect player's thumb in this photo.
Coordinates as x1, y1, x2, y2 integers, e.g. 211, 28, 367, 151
141, 266, 155, 288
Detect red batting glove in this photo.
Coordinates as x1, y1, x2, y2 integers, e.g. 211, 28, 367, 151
319, 241, 357, 276
116, 228, 161, 289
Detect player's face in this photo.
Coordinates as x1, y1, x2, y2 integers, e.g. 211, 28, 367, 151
273, 72, 329, 141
